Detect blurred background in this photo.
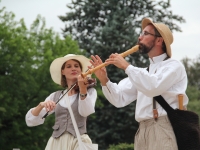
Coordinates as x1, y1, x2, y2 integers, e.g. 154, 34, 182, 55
1, 0, 200, 149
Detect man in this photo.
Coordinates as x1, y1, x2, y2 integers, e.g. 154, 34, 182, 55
90, 18, 188, 150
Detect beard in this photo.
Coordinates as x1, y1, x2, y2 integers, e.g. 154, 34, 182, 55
137, 40, 155, 54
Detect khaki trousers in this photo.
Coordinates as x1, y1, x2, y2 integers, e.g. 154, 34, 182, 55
134, 116, 178, 150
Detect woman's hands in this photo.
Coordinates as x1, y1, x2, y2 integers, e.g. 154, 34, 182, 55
31, 100, 56, 116
40, 101, 56, 112
77, 75, 87, 95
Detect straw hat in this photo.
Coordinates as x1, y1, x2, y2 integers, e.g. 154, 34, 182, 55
141, 18, 173, 57
50, 54, 91, 85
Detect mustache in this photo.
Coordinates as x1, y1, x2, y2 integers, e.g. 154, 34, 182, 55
136, 41, 150, 54
137, 41, 144, 50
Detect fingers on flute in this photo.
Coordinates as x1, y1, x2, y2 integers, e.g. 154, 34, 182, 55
89, 60, 96, 67
90, 55, 96, 63
88, 65, 92, 69
109, 53, 115, 58
95, 55, 103, 63
90, 55, 102, 66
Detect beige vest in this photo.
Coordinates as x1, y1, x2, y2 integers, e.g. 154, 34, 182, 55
51, 91, 87, 138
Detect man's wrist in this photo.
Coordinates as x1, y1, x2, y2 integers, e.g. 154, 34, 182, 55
101, 77, 109, 86
123, 63, 130, 70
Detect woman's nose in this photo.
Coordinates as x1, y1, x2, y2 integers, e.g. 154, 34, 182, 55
71, 67, 76, 70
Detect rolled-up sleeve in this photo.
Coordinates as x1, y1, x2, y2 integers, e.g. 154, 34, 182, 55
25, 93, 55, 126
25, 108, 46, 126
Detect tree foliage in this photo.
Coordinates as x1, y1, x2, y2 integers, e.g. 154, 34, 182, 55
108, 143, 134, 150
59, 0, 185, 149
181, 56, 200, 117
182, 56, 200, 90
60, 0, 185, 79
0, 7, 83, 150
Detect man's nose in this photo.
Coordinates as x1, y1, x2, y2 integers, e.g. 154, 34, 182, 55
138, 35, 143, 41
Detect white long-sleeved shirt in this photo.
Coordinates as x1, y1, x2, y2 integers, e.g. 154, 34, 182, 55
25, 88, 97, 126
102, 53, 188, 122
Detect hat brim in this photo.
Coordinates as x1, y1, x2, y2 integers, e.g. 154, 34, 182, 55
141, 18, 172, 57
50, 55, 91, 85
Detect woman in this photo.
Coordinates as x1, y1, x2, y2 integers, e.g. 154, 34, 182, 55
25, 54, 97, 150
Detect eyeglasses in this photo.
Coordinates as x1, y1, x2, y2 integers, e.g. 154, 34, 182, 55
140, 31, 161, 37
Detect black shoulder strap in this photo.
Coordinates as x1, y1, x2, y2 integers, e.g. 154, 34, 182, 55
154, 95, 174, 113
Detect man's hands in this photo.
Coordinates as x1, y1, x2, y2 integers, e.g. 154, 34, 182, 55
90, 53, 129, 85
106, 53, 130, 70
90, 55, 109, 86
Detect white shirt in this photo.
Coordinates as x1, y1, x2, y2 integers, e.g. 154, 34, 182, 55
25, 88, 97, 126
102, 53, 188, 122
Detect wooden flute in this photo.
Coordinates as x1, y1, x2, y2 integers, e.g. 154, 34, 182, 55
81, 45, 139, 78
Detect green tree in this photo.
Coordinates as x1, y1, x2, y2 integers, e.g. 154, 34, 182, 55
108, 143, 134, 150
0, 7, 83, 150
181, 56, 200, 117
182, 56, 200, 90
59, 0, 185, 149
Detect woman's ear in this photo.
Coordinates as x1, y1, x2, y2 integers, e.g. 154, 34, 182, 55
61, 70, 64, 75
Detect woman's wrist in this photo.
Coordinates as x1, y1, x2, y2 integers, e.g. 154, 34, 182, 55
31, 102, 44, 116
39, 102, 45, 108
79, 87, 87, 94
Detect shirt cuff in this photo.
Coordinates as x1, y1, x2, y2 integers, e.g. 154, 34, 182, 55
125, 65, 141, 76
125, 65, 133, 74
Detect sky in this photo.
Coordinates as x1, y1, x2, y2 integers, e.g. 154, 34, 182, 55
1, 0, 200, 61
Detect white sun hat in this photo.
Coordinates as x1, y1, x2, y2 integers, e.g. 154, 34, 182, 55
50, 54, 91, 85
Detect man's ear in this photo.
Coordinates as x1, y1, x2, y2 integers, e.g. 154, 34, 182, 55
157, 37, 164, 46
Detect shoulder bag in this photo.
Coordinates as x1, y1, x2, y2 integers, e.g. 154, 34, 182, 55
154, 95, 200, 150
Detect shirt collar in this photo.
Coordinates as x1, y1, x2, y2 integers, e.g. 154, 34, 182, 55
149, 53, 168, 64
